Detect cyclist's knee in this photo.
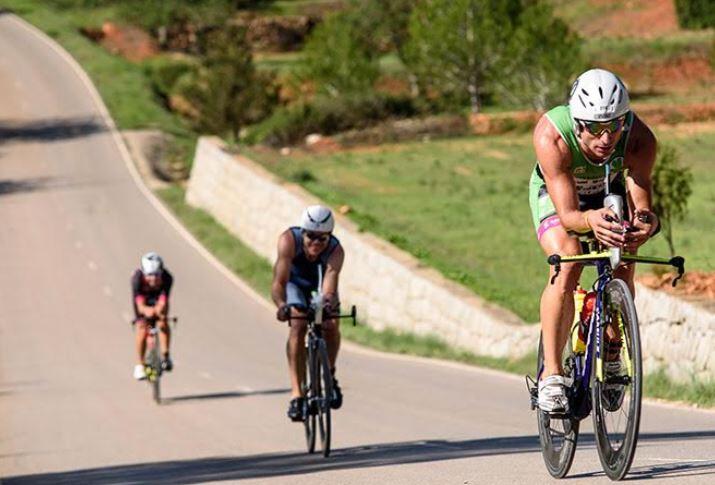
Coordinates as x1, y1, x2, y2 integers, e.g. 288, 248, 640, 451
323, 319, 340, 335
288, 312, 308, 337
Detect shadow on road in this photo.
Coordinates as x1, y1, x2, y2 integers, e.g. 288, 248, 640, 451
0, 117, 105, 145
0, 177, 54, 196
571, 459, 715, 481
2, 435, 541, 484
163, 388, 290, 404
6, 430, 715, 484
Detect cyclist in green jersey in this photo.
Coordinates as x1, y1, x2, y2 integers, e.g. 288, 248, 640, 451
529, 69, 660, 413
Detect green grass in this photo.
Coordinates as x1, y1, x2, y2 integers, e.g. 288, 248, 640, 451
584, 30, 715, 65
246, 130, 715, 323
646, 369, 715, 408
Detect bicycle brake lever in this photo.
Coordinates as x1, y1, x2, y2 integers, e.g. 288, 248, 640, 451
670, 256, 685, 287
548, 255, 561, 284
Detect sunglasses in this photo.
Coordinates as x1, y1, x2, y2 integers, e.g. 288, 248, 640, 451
579, 116, 626, 136
303, 231, 330, 243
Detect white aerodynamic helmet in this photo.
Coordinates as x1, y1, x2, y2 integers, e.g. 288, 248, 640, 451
569, 68, 630, 122
140, 251, 164, 276
300, 205, 334, 233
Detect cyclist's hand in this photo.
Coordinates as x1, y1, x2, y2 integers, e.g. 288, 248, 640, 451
587, 208, 626, 248
323, 293, 339, 317
276, 304, 291, 322
625, 209, 657, 252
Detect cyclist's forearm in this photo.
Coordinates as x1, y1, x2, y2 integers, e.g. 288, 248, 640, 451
271, 282, 287, 307
558, 209, 591, 233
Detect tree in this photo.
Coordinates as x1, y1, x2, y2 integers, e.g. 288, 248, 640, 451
299, 9, 381, 98
177, 26, 277, 139
405, 0, 583, 113
494, 2, 585, 111
405, 0, 527, 113
652, 144, 693, 256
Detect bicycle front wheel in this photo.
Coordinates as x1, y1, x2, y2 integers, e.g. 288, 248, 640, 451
149, 347, 162, 405
591, 278, 642, 480
536, 333, 579, 478
315, 340, 332, 457
304, 345, 316, 454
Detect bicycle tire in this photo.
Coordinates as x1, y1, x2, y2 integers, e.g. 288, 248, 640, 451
304, 343, 317, 454
315, 340, 332, 457
591, 278, 641, 480
536, 333, 579, 478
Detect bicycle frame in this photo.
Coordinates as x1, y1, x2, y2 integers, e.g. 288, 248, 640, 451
544, 250, 684, 420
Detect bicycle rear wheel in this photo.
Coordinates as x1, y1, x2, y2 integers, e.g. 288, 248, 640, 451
536, 333, 579, 478
591, 278, 641, 480
315, 340, 332, 457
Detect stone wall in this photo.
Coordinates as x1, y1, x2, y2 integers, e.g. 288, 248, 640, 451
637, 286, 715, 381
186, 137, 539, 359
186, 137, 715, 380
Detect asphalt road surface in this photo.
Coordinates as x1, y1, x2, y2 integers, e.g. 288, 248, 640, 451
1, 11, 714, 485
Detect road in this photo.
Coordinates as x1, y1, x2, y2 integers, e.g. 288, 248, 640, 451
1, 11, 714, 485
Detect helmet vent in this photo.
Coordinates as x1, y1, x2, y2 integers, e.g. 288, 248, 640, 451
598, 87, 603, 99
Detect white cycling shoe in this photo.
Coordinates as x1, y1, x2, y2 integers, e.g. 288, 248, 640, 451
538, 375, 570, 414
133, 364, 147, 381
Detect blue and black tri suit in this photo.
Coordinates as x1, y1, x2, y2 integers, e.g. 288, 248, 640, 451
286, 226, 340, 309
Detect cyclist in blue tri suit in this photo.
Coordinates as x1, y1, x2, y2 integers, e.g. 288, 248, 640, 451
272, 206, 345, 421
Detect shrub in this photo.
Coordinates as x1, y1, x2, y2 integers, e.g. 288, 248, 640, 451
244, 93, 422, 146
145, 56, 197, 99
652, 144, 694, 256
675, 0, 715, 29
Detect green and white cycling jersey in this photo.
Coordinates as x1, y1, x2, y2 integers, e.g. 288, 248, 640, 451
529, 105, 634, 232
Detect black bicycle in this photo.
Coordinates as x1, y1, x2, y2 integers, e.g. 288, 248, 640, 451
133, 316, 177, 405
288, 282, 356, 457
527, 192, 685, 480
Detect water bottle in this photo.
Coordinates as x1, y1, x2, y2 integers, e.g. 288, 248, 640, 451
571, 286, 587, 354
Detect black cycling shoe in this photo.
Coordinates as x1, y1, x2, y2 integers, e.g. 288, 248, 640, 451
330, 378, 343, 410
161, 357, 173, 372
287, 397, 305, 422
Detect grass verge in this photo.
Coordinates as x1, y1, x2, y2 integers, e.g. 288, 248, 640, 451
646, 369, 715, 408
157, 187, 715, 408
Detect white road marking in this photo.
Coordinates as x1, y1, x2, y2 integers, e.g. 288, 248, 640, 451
646, 458, 713, 463
199, 372, 213, 380
103, 285, 112, 297
74, 240, 83, 249
88, 261, 98, 271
